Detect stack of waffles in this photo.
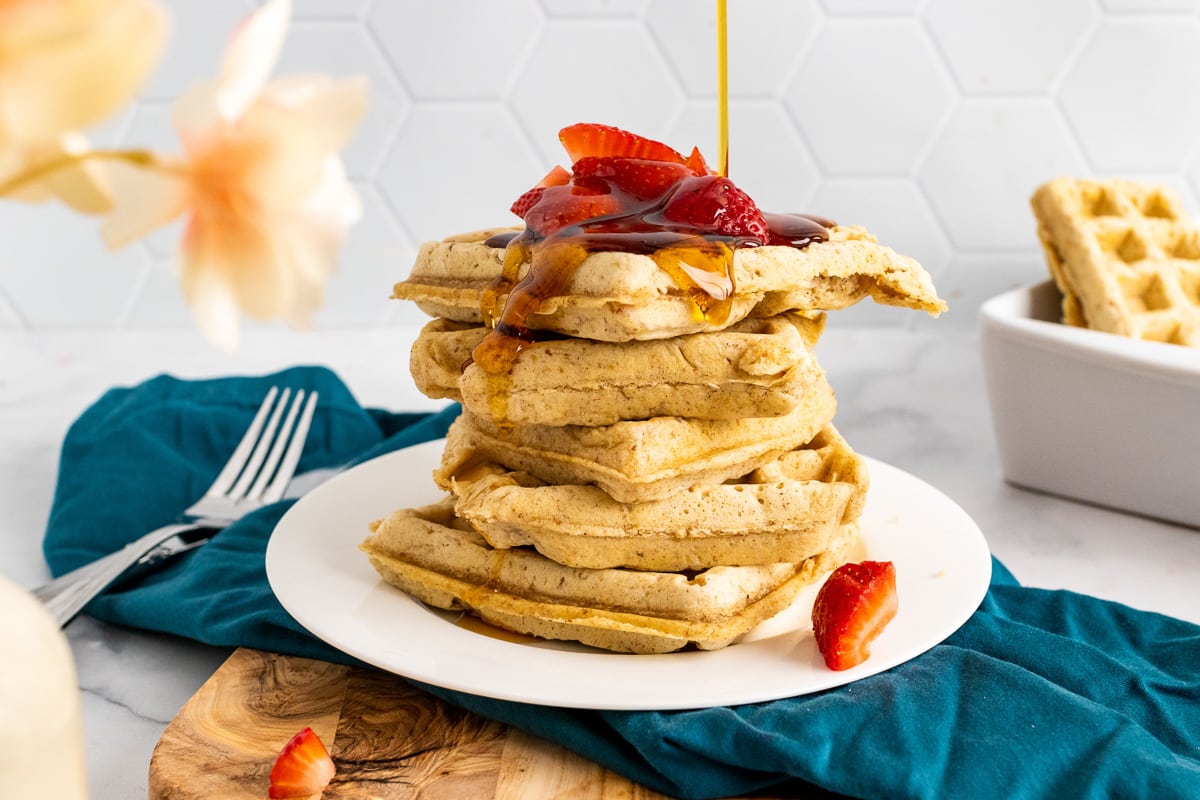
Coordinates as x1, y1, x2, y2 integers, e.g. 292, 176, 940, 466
361, 225, 945, 653
1031, 177, 1200, 347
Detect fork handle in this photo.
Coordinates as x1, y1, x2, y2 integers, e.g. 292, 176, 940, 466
32, 523, 210, 628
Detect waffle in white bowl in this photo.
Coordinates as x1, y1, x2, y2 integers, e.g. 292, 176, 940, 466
980, 280, 1200, 529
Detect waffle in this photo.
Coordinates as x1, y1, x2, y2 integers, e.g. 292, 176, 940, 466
1031, 178, 1200, 346
448, 425, 868, 571
410, 313, 827, 426
394, 226, 946, 341
434, 380, 838, 504
360, 498, 863, 654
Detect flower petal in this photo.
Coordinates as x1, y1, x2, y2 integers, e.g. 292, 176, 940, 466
173, 81, 224, 156
1, 135, 115, 213
304, 157, 362, 236
233, 78, 368, 211
230, 104, 329, 210
1, 0, 166, 140
37, 134, 114, 214
101, 158, 189, 249
181, 208, 293, 320
216, 0, 291, 122
261, 74, 369, 154
182, 261, 243, 352
280, 157, 360, 283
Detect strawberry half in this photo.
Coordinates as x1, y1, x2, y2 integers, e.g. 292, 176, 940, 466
660, 175, 769, 239
268, 727, 336, 799
811, 561, 898, 671
520, 181, 622, 236
560, 123, 686, 165
510, 165, 571, 219
571, 156, 692, 200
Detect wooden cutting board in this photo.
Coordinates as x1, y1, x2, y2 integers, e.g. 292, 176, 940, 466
148, 647, 798, 800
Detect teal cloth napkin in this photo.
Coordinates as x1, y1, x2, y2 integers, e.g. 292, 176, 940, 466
43, 368, 1200, 800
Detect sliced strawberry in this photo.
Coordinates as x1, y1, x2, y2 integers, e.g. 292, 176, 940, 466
811, 561, 899, 671
685, 146, 714, 176
521, 181, 622, 236
559, 123, 686, 165
510, 165, 572, 219
268, 727, 336, 799
510, 186, 545, 218
659, 175, 768, 239
538, 164, 571, 187
571, 156, 691, 200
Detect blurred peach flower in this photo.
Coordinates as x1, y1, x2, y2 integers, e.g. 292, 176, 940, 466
101, 0, 367, 350
0, 0, 166, 211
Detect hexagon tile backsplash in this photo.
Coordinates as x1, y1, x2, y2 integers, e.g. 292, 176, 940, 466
4, 0, 1200, 333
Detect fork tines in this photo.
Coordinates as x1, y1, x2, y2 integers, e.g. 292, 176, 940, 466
208, 387, 319, 505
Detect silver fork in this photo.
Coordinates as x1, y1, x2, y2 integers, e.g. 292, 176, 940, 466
33, 386, 319, 627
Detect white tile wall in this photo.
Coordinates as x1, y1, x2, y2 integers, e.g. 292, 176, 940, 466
4, 0, 1200, 333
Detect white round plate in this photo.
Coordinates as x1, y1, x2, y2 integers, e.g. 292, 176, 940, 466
266, 439, 991, 710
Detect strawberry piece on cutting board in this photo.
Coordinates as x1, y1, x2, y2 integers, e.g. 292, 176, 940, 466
268, 727, 336, 798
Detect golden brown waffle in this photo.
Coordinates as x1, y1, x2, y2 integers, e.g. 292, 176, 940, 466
410, 313, 827, 426
394, 226, 945, 341
360, 498, 862, 654
434, 380, 838, 504
448, 425, 869, 571
1031, 178, 1200, 347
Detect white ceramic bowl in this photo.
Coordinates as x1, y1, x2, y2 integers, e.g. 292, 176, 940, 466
979, 280, 1200, 529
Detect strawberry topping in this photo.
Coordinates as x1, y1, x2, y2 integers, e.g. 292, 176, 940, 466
509, 125, 768, 240
685, 146, 715, 177
559, 122, 687, 165
538, 164, 571, 187
660, 175, 768, 240
268, 727, 336, 799
811, 560, 899, 671
520, 181, 622, 237
510, 186, 545, 219
509, 165, 571, 218
571, 156, 693, 200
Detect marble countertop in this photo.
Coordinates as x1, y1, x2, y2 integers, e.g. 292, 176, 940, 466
3, 325, 1198, 799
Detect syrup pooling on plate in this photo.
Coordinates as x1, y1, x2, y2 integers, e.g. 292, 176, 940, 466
470, 125, 833, 423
